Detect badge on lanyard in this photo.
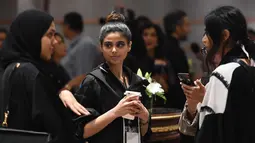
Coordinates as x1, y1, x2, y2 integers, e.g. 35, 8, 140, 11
123, 118, 141, 143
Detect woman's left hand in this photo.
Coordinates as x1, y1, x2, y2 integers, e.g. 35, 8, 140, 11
132, 101, 149, 123
59, 90, 90, 116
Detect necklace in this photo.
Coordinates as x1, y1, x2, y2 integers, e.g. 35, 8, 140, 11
120, 75, 129, 88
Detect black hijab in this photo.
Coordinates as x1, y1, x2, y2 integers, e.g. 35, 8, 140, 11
0, 10, 72, 91
0, 9, 53, 69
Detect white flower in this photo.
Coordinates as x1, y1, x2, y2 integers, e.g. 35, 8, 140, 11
137, 68, 166, 101
137, 68, 152, 83
158, 88, 164, 93
146, 82, 164, 94
137, 69, 144, 78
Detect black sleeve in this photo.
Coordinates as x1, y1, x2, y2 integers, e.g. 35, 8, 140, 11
8, 72, 64, 138
180, 133, 195, 143
73, 75, 101, 140
75, 75, 100, 110
194, 114, 224, 143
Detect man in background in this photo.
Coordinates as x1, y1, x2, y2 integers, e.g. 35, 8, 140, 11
163, 10, 191, 109
61, 12, 101, 78
0, 28, 7, 48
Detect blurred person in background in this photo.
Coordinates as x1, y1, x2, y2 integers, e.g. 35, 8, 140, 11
190, 42, 206, 79
163, 10, 191, 109
0, 28, 7, 49
61, 12, 102, 79
53, 32, 86, 92
138, 22, 176, 107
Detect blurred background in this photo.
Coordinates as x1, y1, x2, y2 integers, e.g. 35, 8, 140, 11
1, 0, 255, 44
1, 1, 255, 142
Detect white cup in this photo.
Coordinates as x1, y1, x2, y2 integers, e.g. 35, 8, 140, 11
122, 91, 141, 120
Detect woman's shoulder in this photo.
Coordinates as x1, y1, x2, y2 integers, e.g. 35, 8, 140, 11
214, 62, 240, 75
81, 74, 97, 85
212, 62, 240, 84
11, 62, 39, 79
81, 67, 102, 87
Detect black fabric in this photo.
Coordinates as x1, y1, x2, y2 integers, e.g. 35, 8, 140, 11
180, 132, 195, 143
0, 128, 50, 143
200, 106, 215, 114
1, 63, 80, 143
0, 63, 17, 123
73, 108, 100, 140
75, 63, 151, 143
42, 61, 71, 90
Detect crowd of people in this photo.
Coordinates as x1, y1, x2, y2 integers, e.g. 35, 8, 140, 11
0, 4, 255, 143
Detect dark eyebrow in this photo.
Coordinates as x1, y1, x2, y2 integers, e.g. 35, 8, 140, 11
116, 41, 125, 44
103, 41, 112, 44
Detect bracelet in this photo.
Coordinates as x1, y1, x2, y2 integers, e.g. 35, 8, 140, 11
64, 84, 71, 90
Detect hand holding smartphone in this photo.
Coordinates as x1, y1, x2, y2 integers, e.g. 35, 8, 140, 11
177, 73, 195, 86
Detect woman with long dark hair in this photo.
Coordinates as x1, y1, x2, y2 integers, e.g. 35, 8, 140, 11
179, 6, 255, 143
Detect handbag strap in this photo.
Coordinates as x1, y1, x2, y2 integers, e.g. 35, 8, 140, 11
1, 63, 20, 127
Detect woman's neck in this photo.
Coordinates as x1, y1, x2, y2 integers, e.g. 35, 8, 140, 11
108, 63, 123, 79
147, 48, 155, 58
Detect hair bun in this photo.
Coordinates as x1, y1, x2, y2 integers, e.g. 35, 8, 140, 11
105, 11, 125, 23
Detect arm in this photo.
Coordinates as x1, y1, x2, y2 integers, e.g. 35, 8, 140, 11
82, 93, 141, 138
140, 118, 149, 136
83, 108, 117, 138
179, 80, 206, 136
179, 102, 200, 136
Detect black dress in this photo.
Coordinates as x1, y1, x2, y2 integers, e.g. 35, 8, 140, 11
75, 63, 151, 143
1, 62, 80, 143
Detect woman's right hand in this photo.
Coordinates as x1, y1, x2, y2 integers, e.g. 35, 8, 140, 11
181, 79, 206, 114
111, 95, 140, 118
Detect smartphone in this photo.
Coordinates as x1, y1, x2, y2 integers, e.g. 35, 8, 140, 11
177, 73, 195, 86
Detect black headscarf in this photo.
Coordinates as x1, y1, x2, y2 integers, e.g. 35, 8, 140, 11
0, 9, 53, 69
